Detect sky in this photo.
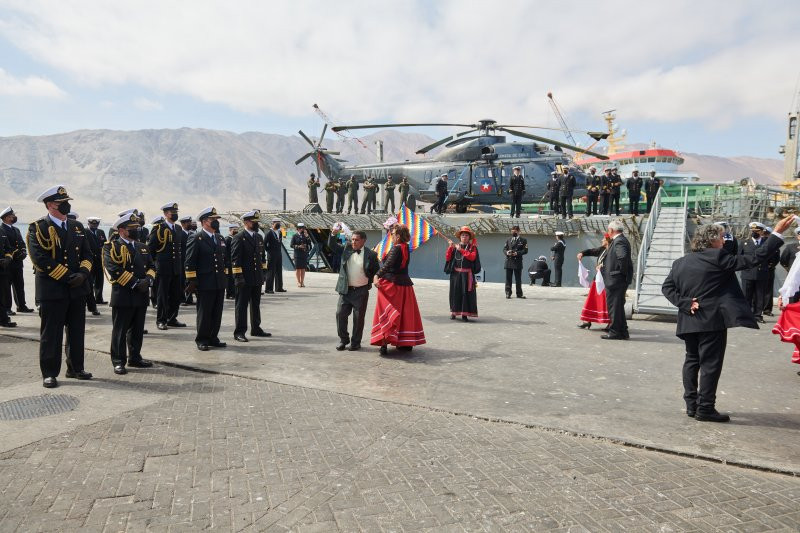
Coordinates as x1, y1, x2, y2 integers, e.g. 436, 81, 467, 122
0, 0, 799, 159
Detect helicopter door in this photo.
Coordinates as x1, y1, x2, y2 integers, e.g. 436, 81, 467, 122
424, 170, 432, 184
473, 165, 496, 196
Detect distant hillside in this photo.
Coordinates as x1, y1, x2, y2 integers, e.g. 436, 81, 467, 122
0, 128, 786, 221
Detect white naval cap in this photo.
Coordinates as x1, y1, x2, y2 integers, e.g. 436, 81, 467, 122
0, 206, 13, 218
112, 212, 142, 230
271, 217, 282, 223
765, 226, 773, 233
179, 215, 192, 223
297, 222, 306, 228
555, 231, 564, 236
748, 221, 766, 230
36, 184, 72, 203
440, 173, 448, 178
538, 255, 547, 261
713, 220, 729, 227
241, 210, 260, 221
196, 206, 220, 220
151, 215, 164, 224
118, 208, 139, 217
160, 201, 179, 211
794, 227, 800, 235
87, 216, 101, 222
228, 224, 239, 229
67, 212, 79, 219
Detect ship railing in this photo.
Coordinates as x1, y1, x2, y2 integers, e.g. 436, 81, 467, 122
633, 187, 664, 310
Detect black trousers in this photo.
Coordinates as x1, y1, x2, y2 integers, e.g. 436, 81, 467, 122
553, 262, 563, 287
234, 284, 262, 336
110, 305, 146, 366
9, 264, 27, 309
85, 279, 99, 313
742, 278, 766, 319
92, 263, 104, 303
586, 194, 598, 216
600, 194, 610, 215
529, 270, 551, 285
510, 195, 523, 218
763, 269, 776, 314
195, 289, 224, 346
682, 329, 727, 412
505, 268, 523, 297
610, 195, 621, 215
39, 296, 86, 377
336, 286, 370, 345
156, 271, 182, 324
226, 273, 235, 298
549, 195, 560, 215
432, 194, 447, 214
0, 273, 10, 311
646, 194, 654, 213
264, 260, 283, 292
605, 285, 628, 337
629, 194, 640, 215
559, 196, 573, 218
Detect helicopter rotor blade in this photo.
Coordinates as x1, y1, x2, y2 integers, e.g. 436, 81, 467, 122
319, 150, 340, 155
455, 128, 479, 138
315, 152, 321, 179
332, 123, 474, 132
298, 130, 316, 148
415, 135, 455, 155
294, 153, 313, 166
318, 124, 327, 147
499, 128, 609, 160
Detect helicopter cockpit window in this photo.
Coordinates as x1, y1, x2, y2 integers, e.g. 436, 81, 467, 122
424, 170, 432, 183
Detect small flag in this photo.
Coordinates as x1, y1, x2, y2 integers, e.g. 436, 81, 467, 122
374, 203, 438, 258
480, 179, 493, 192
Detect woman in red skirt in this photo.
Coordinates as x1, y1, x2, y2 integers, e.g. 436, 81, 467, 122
370, 224, 426, 355
577, 234, 611, 330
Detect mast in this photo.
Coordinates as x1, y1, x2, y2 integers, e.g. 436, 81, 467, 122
602, 110, 627, 156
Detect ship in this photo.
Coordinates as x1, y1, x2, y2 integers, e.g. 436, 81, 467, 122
575, 110, 700, 184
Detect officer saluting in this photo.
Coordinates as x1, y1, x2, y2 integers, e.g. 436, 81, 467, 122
231, 210, 272, 342
103, 212, 156, 375
28, 185, 94, 388
185, 207, 227, 351
149, 201, 187, 330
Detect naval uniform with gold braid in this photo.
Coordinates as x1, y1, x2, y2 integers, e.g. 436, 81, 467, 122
27, 217, 94, 378
103, 238, 156, 367
185, 230, 227, 348
148, 220, 184, 326
231, 229, 267, 336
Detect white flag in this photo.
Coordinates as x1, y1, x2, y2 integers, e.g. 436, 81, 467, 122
578, 261, 590, 288
595, 271, 605, 294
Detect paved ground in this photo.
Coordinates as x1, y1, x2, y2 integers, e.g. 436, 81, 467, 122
1, 270, 799, 531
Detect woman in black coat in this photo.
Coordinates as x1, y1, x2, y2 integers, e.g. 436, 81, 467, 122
290, 223, 312, 287
661, 216, 792, 423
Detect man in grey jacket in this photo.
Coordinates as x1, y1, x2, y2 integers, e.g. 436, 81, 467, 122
329, 228, 380, 351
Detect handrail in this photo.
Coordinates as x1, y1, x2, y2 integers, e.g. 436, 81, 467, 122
680, 185, 689, 253
633, 188, 664, 311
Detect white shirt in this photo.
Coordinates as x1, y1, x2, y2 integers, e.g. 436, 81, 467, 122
165, 221, 174, 230
203, 229, 216, 239
49, 213, 67, 228
246, 230, 256, 238
346, 248, 369, 288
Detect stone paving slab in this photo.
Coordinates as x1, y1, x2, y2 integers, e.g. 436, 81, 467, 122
0, 341, 798, 532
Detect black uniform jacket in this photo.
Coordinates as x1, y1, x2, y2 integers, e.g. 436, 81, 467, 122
26, 217, 93, 301
1, 223, 26, 266
503, 236, 528, 270
509, 174, 525, 196
86, 227, 106, 265
551, 240, 566, 265
0, 232, 11, 275
148, 221, 184, 276
329, 236, 380, 295
558, 174, 576, 197
626, 177, 643, 196
662, 234, 784, 337
780, 241, 798, 271
185, 230, 227, 291
103, 238, 156, 307
264, 228, 284, 262
231, 230, 267, 286
738, 237, 773, 281
601, 234, 633, 290
435, 179, 448, 197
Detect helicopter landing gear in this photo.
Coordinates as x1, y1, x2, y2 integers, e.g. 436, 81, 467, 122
455, 202, 469, 214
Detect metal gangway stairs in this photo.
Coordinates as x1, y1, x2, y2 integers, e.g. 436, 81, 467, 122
632, 187, 689, 316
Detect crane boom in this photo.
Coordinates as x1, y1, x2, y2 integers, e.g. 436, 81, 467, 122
546, 92, 578, 147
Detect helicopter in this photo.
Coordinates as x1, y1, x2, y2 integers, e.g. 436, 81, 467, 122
295, 119, 609, 213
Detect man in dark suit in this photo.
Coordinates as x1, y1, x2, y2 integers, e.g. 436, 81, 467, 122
263, 218, 286, 293
231, 210, 271, 342
185, 207, 227, 351
1, 207, 33, 313
551, 231, 566, 287
508, 166, 525, 218
103, 212, 156, 375
503, 226, 528, 299
645, 171, 661, 213
329, 228, 380, 351
149, 202, 187, 330
585, 167, 600, 216
626, 169, 643, 215
739, 221, 770, 323
558, 170, 576, 220
662, 217, 791, 422
86, 216, 107, 305
599, 168, 612, 215
602, 220, 633, 340
547, 172, 560, 215
28, 185, 94, 388
609, 169, 623, 216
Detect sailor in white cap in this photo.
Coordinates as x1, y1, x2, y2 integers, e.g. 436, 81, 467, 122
547, 171, 560, 215
608, 167, 623, 216
432, 173, 449, 214
67, 211, 79, 221
264, 217, 286, 293
230, 210, 271, 342
149, 201, 187, 330
509, 166, 525, 218
740, 221, 774, 323
28, 184, 94, 387
1, 206, 33, 314
224, 224, 240, 299
185, 207, 227, 351
528, 254, 551, 287
645, 171, 661, 213
0, 210, 16, 326
713, 221, 738, 254
103, 212, 156, 374
551, 231, 566, 286
84, 216, 108, 305
626, 168, 643, 216
586, 167, 601, 216
558, 168, 576, 220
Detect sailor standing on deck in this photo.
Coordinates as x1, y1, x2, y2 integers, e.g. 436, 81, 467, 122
398, 176, 410, 208
28, 185, 94, 388
585, 167, 600, 216
85, 216, 107, 305
600, 168, 612, 215
508, 166, 525, 219
558, 170, 576, 220
626, 169, 643, 216
324, 178, 337, 213
609, 168, 623, 216
231, 210, 271, 342
149, 202, 187, 330
547, 172, 560, 215
503, 225, 527, 299
383, 175, 396, 213
646, 171, 661, 213
185, 207, 228, 351
335, 177, 346, 213
307, 173, 321, 204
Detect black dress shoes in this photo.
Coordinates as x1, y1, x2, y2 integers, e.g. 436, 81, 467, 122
379, 345, 388, 355
336, 342, 347, 351
198, 344, 209, 351
0, 321, 17, 328
577, 322, 591, 329
65, 370, 93, 380
91, 310, 101, 316
210, 341, 227, 348
7, 310, 15, 316
128, 359, 153, 368
234, 334, 248, 342
516, 295, 526, 299
167, 320, 186, 328
114, 365, 127, 375
462, 316, 469, 322
506, 294, 511, 299
265, 290, 274, 294
686, 407, 696, 418
251, 330, 271, 337
157, 323, 168, 331
17, 307, 34, 313
601, 334, 627, 340
348, 344, 361, 351
276, 289, 287, 293
694, 410, 730, 422
42, 377, 58, 388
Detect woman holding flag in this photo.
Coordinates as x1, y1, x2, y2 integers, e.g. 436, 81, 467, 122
446, 226, 480, 321
576, 234, 611, 330
371, 224, 426, 355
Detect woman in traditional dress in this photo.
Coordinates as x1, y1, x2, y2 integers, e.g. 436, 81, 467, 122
290, 223, 311, 287
446, 226, 480, 321
576, 234, 610, 330
370, 224, 426, 355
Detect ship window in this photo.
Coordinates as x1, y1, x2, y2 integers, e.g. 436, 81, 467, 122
648, 157, 655, 162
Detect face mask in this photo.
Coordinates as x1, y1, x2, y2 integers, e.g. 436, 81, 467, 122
275, 223, 281, 230
512, 232, 518, 237
57, 202, 71, 215
752, 231, 760, 239
210, 220, 220, 231
250, 222, 259, 231
10, 216, 18, 224
127, 228, 139, 240
168, 213, 178, 222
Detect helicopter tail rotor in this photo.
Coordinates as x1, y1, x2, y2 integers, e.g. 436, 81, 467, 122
296, 128, 343, 177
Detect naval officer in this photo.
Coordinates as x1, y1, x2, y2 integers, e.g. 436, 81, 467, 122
0, 206, 33, 314
149, 201, 187, 330
231, 210, 271, 342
